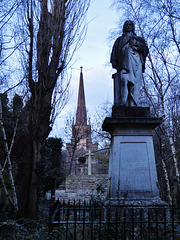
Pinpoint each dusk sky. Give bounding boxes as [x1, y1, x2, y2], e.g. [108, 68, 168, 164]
[52, 0, 119, 140]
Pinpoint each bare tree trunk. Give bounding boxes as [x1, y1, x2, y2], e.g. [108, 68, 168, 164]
[161, 104, 180, 190]
[161, 157, 172, 204]
[0, 164, 14, 206]
[27, 141, 42, 217]
[0, 96, 19, 212]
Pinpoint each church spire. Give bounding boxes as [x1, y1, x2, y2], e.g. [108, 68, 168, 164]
[76, 67, 87, 125]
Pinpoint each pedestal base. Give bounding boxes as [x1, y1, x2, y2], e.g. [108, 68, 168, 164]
[105, 198, 167, 207]
[103, 198, 169, 224]
[102, 107, 162, 202]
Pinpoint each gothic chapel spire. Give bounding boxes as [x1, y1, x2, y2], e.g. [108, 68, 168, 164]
[76, 67, 87, 125]
[65, 67, 98, 175]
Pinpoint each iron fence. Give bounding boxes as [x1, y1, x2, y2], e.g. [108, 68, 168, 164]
[49, 200, 180, 240]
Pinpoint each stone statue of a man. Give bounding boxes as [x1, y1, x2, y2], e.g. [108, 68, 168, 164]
[110, 20, 149, 107]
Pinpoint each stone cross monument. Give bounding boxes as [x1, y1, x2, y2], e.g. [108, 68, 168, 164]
[86, 150, 94, 175]
[103, 21, 163, 204]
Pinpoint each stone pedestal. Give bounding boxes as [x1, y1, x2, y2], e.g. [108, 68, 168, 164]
[102, 106, 163, 203]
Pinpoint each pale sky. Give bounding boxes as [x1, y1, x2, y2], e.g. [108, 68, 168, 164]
[52, 0, 119, 140]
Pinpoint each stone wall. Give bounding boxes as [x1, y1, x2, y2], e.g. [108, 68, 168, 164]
[55, 174, 108, 202]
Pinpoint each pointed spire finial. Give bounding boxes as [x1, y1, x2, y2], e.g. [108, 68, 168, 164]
[76, 66, 87, 125]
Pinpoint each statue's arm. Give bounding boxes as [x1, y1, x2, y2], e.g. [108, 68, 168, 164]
[110, 38, 120, 69]
[137, 37, 149, 57]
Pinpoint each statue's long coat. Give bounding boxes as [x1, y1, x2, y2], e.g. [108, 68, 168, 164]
[110, 33, 149, 106]
[110, 33, 149, 73]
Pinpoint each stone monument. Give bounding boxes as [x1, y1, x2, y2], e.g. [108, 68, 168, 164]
[110, 20, 149, 107]
[103, 20, 163, 204]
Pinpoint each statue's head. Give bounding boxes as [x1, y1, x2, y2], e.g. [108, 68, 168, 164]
[123, 20, 135, 34]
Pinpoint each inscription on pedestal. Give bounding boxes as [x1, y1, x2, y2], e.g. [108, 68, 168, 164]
[120, 142, 152, 193]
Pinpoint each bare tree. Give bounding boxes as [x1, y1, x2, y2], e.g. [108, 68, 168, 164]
[91, 100, 112, 149]
[12, 0, 91, 217]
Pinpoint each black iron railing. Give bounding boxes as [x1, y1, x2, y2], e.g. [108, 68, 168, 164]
[49, 200, 180, 240]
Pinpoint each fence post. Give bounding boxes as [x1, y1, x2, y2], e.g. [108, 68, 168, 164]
[98, 204, 102, 239]
[148, 208, 150, 240]
[78, 199, 81, 221]
[62, 200, 65, 221]
[74, 200, 77, 240]
[155, 208, 159, 239]
[89, 200, 94, 240]
[82, 200, 86, 240]
[171, 204, 175, 240]
[66, 200, 70, 240]
[140, 208, 143, 240]
[123, 207, 126, 240]
[107, 204, 111, 239]
[115, 208, 118, 240]
[163, 207, 167, 239]
[131, 207, 135, 240]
